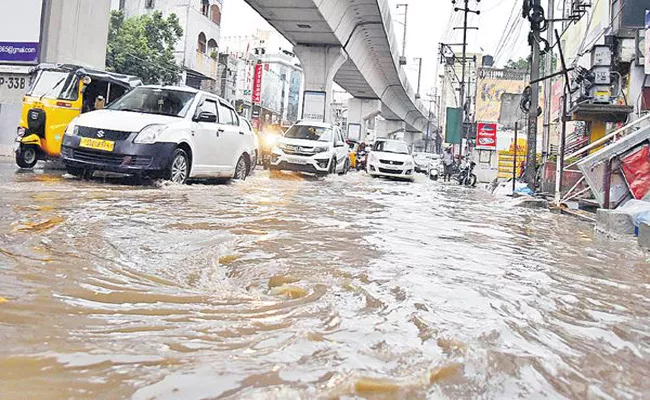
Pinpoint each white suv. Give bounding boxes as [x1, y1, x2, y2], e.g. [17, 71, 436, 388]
[269, 121, 350, 176]
[61, 85, 257, 184]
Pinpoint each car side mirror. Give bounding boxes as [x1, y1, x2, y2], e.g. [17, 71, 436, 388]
[195, 111, 217, 123]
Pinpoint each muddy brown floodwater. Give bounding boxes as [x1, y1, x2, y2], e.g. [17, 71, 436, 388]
[0, 161, 648, 399]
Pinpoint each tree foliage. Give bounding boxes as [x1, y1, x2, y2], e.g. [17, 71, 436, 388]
[106, 10, 183, 85]
[505, 57, 530, 71]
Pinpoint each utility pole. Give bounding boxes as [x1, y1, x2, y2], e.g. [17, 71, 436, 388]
[542, 0, 554, 162]
[525, 0, 542, 189]
[452, 0, 480, 156]
[415, 57, 423, 99]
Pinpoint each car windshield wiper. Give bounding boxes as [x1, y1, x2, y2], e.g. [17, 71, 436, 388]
[118, 107, 146, 113]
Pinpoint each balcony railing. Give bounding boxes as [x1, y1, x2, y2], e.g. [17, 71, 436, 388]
[187, 51, 219, 80]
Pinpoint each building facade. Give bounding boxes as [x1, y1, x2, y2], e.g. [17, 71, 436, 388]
[222, 29, 303, 129]
[111, 0, 223, 90]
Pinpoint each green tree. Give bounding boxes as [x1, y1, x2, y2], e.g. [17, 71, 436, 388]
[504, 57, 530, 71]
[106, 10, 183, 85]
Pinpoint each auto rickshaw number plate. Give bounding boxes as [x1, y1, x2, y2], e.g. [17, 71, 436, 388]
[79, 138, 115, 152]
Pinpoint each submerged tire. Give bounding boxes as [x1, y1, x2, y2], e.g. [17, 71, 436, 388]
[15, 145, 38, 169]
[167, 148, 189, 184]
[234, 155, 248, 181]
[339, 159, 350, 175]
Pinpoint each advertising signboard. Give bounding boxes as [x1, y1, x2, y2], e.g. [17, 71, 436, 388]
[252, 63, 263, 104]
[0, 0, 43, 64]
[347, 123, 361, 142]
[302, 91, 326, 122]
[476, 122, 497, 150]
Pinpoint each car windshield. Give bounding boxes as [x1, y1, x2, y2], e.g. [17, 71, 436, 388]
[27, 70, 79, 100]
[374, 141, 410, 154]
[284, 125, 333, 142]
[414, 153, 432, 160]
[107, 87, 196, 117]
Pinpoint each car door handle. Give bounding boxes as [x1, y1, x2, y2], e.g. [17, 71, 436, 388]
[217, 128, 224, 137]
[239, 131, 245, 135]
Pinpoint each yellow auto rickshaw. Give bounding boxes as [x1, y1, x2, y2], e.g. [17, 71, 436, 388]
[14, 64, 141, 168]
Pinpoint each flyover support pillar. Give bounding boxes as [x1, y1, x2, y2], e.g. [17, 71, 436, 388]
[294, 45, 348, 123]
[375, 120, 405, 140]
[347, 98, 381, 142]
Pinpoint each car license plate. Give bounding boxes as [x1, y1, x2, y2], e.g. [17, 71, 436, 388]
[286, 156, 306, 164]
[79, 137, 115, 152]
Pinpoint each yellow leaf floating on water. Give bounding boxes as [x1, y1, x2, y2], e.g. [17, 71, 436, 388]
[354, 377, 400, 394]
[0, 297, 8, 304]
[270, 285, 307, 299]
[13, 216, 64, 233]
[218, 255, 239, 265]
[268, 275, 300, 288]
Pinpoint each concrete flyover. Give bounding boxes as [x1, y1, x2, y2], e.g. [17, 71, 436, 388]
[243, 0, 433, 140]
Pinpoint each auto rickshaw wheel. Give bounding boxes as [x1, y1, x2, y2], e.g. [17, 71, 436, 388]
[15, 145, 38, 169]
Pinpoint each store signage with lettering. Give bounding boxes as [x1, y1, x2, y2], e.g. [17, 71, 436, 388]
[476, 122, 497, 150]
[252, 63, 263, 104]
[0, 0, 43, 64]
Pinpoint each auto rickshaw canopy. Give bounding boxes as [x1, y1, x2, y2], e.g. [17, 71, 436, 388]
[32, 64, 142, 89]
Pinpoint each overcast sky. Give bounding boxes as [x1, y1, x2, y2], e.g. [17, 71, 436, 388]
[220, 0, 530, 95]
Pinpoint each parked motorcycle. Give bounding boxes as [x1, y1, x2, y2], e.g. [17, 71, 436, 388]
[454, 158, 477, 186]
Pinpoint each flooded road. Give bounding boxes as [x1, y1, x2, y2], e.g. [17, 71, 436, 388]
[0, 160, 648, 399]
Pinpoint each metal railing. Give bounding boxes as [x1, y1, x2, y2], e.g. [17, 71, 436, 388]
[556, 112, 650, 204]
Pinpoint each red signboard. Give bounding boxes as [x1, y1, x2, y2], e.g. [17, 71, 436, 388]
[252, 63, 263, 104]
[476, 122, 497, 149]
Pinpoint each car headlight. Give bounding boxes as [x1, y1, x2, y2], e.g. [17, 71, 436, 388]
[405, 160, 414, 166]
[314, 146, 329, 153]
[64, 118, 79, 136]
[263, 133, 280, 147]
[134, 124, 166, 144]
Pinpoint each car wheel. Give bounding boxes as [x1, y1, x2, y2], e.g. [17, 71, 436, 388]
[15, 145, 38, 169]
[328, 157, 337, 175]
[167, 148, 189, 184]
[234, 155, 248, 181]
[338, 158, 350, 175]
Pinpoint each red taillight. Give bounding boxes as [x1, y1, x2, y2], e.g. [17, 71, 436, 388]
[56, 101, 71, 108]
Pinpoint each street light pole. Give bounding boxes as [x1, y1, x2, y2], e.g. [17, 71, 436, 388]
[396, 4, 409, 65]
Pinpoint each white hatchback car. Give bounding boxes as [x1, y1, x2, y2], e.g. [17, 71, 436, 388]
[61, 85, 257, 183]
[269, 121, 350, 176]
[367, 139, 416, 181]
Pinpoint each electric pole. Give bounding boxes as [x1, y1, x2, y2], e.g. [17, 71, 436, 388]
[525, 0, 542, 189]
[452, 0, 480, 156]
[541, 0, 554, 162]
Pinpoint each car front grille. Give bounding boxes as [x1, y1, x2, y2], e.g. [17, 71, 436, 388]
[378, 167, 403, 174]
[77, 126, 132, 141]
[282, 145, 316, 157]
[71, 148, 152, 167]
[380, 159, 404, 166]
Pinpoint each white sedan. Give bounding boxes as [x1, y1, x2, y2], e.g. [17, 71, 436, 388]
[367, 139, 416, 181]
[61, 85, 258, 184]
